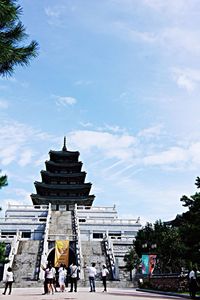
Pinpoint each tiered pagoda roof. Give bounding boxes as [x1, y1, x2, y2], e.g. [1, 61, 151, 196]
[31, 137, 95, 209]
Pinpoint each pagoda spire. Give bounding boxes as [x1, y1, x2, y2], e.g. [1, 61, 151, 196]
[62, 136, 67, 151]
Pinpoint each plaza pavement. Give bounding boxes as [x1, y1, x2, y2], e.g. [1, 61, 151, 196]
[0, 287, 186, 300]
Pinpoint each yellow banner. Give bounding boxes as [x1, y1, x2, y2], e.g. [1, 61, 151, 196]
[54, 240, 69, 267]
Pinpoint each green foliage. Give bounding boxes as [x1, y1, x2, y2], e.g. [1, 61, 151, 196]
[134, 220, 185, 273]
[0, 0, 38, 76]
[0, 170, 8, 190]
[133, 177, 200, 273]
[173, 179, 200, 269]
[0, 242, 8, 263]
[124, 246, 140, 272]
[134, 177, 200, 273]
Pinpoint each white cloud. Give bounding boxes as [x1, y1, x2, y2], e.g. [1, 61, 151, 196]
[55, 96, 77, 106]
[171, 67, 200, 92]
[69, 130, 137, 161]
[143, 146, 187, 166]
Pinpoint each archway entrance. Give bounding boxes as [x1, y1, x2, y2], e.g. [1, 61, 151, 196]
[47, 241, 76, 287]
[47, 241, 76, 268]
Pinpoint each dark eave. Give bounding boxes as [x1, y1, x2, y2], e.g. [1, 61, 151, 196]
[49, 150, 79, 157]
[31, 194, 95, 200]
[34, 181, 91, 190]
[41, 170, 86, 178]
[45, 160, 82, 168]
[31, 194, 95, 206]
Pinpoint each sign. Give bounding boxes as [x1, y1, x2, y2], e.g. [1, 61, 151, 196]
[141, 254, 157, 274]
[54, 240, 69, 267]
[149, 254, 157, 274]
[141, 254, 149, 274]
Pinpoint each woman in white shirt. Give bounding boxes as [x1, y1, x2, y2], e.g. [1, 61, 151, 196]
[101, 264, 109, 292]
[45, 263, 56, 294]
[2, 267, 14, 295]
[58, 264, 67, 292]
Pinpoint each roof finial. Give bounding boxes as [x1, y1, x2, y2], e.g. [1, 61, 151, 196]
[62, 136, 67, 151]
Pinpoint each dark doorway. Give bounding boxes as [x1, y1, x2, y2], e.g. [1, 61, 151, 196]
[47, 241, 76, 288]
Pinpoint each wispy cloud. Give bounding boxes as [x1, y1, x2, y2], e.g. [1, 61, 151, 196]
[74, 80, 93, 86]
[138, 124, 163, 138]
[45, 4, 76, 27]
[54, 95, 77, 106]
[0, 120, 57, 167]
[80, 122, 93, 128]
[160, 27, 200, 55]
[142, 0, 192, 13]
[113, 21, 156, 43]
[45, 6, 62, 18]
[67, 128, 200, 173]
[143, 146, 187, 166]
[18, 149, 34, 167]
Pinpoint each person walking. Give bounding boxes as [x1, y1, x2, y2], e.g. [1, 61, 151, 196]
[41, 263, 48, 295]
[68, 262, 78, 292]
[45, 262, 56, 294]
[101, 264, 109, 292]
[2, 267, 14, 295]
[189, 267, 198, 299]
[87, 263, 97, 292]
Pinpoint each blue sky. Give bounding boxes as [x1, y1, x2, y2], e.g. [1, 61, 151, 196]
[1, 0, 200, 224]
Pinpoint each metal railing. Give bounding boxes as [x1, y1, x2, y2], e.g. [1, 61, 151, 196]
[77, 205, 117, 212]
[78, 218, 140, 225]
[6, 204, 49, 210]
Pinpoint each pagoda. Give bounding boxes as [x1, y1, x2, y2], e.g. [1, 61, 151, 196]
[31, 137, 95, 210]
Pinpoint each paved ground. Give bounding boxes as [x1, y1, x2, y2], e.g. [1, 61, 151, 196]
[0, 287, 185, 300]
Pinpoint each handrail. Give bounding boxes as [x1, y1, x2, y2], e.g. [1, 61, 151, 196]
[103, 235, 117, 280]
[74, 204, 84, 280]
[39, 203, 52, 280]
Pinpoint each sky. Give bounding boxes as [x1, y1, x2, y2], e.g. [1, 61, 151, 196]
[1, 0, 200, 224]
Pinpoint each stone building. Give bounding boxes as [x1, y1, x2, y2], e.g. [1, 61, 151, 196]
[0, 139, 141, 287]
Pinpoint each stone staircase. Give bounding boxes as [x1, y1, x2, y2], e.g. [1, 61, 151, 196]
[80, 241, 106, 285]
[12, 240, 43, 287]
[78, 240, 135, 288]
